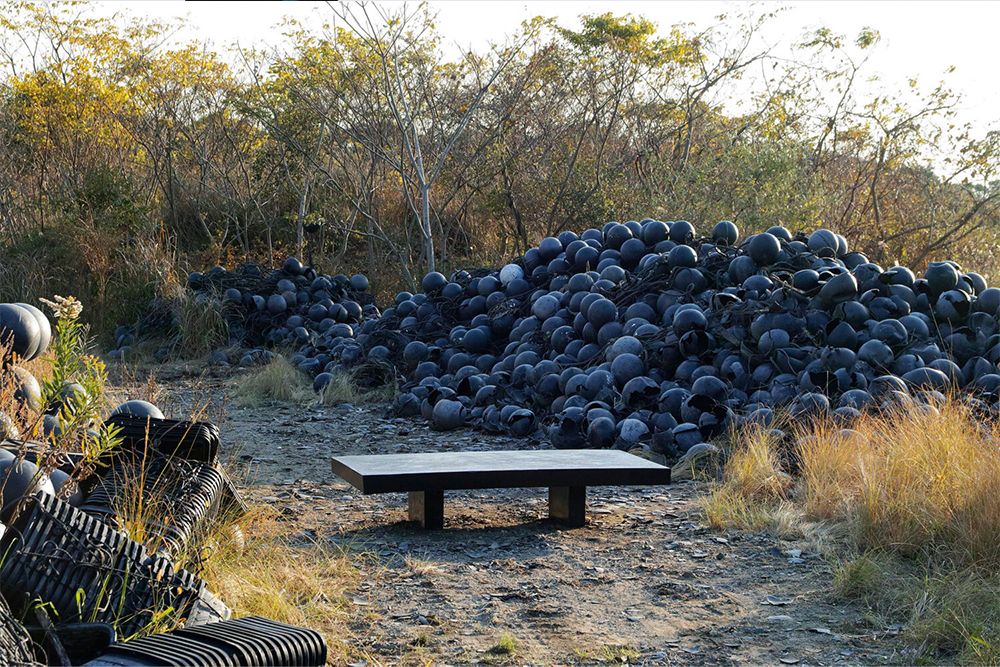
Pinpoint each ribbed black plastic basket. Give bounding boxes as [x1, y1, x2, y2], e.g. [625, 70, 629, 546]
[104, 415, 220, 464]
[0, 494, 228, 637]
[23, 621, 115, 666]
[79, 451, 225, 557]
[84, 634, 233, 666]
[83, 616, 327, 666]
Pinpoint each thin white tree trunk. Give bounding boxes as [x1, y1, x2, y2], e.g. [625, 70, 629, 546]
[421, 183, 434, 273]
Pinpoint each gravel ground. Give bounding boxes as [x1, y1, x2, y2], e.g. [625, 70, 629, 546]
[123, 363, 911, 665]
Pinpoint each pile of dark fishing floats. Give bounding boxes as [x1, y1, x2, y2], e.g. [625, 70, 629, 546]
[107, 218, 1000, 457]
[112, 256, 377, 367]
[314, 219, 1000, 456]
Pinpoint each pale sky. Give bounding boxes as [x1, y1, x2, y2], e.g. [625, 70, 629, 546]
[96, 1, 998, 137]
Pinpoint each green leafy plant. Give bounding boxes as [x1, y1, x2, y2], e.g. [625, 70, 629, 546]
[40, 296, 102, 424]
[30, 295, 122, 498]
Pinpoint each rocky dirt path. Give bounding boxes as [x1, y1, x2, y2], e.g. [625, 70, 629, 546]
[135, 365, 908, 665]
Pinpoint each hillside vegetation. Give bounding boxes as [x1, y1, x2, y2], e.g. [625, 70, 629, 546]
[0, 2, 997, 338]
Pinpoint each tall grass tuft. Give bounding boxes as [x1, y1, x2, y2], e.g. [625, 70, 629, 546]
[317, 368, 396, 406]
[232, 357, 313, 407]
[702, 425, 793, 530]
[796, 402, 1000, 566]
[175, 293, 230, 359]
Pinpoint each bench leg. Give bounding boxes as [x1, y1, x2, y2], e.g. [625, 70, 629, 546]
[548, 486, 586, 527]
[408, 490, 444, 529]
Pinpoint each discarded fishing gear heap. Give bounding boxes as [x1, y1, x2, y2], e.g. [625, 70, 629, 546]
[0, 383, 326, 665]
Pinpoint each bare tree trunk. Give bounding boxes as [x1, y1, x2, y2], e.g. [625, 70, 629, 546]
[501, 160, 528, 252]
[421, 183, 434, 273]
[295, 116, 329, 259]
[296, 178, 308, 259]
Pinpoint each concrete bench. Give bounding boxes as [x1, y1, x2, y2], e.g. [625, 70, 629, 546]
[330, 449, 671, 529]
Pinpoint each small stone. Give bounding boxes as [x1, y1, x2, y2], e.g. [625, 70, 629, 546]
[763, 595, 792, 606]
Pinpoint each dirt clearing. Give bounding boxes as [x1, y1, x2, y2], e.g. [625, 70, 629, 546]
[134, 365, 908, 665]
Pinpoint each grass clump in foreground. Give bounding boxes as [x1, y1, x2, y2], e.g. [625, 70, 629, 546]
[201, 506, 359, 664]
[233, 356, 313, 406]
[703, 401, 1000, 663]
[483, 633, 520, 662]
[489, 633, 518, 655]
[317, 366, 396, 406]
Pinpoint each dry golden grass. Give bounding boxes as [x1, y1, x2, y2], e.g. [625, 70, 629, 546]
[200, 506, 359, 665]
[797, 403, 1000, 565]
[708, 402, 1000, 566]
[232, 357, 314, 407]
[794, 423, 868, 521]
[702, 426, 793, 530]
[705, 401, 1000, 663]
[233, 359, 394, 409]
[403, 553, 446, 576]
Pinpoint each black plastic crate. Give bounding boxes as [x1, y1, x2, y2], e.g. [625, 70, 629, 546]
[0, 590, 36, 666]
[104, 416, 220, 464]
[23, 622, 116, 666]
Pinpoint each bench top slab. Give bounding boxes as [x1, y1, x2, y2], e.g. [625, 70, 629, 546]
[331, 449, 670, 494]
